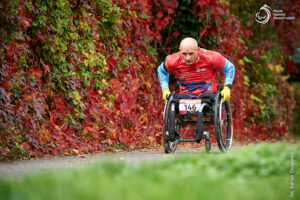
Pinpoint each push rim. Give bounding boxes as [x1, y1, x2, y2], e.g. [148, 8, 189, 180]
[214, 92, 233, 152]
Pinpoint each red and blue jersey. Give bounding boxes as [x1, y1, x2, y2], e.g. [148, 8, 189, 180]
[162, 48, 227, 95]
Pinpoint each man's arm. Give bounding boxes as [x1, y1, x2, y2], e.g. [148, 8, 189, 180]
[157, 62, 169, 91]
[221, 59, 235, 102]
[210, 51, 235, 88]
[221, 59, 235, 88]
[157, 62, 170, 101]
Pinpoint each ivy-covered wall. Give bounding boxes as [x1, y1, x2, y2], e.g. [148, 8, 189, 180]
[0, 0, 299, 160]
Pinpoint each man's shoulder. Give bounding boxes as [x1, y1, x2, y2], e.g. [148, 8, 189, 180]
[165, 52, 182, 70]
[199, 48, 226, 69]
[198, 48, 225, 63]
[167, 52, 182, 62]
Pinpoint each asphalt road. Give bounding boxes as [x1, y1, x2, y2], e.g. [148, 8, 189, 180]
[0, 144, 243, 180]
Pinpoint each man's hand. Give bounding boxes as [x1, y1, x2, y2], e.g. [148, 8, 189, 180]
[220, 85, 231, 102]
[162, 89, 171, 102]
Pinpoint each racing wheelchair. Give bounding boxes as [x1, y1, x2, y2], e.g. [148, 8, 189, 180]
[162, 90, 233, 153]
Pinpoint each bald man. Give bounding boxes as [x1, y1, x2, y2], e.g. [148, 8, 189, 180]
[157, 37, 235, 142]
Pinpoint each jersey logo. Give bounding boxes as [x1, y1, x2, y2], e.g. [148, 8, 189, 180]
[196, 68, 207, 72]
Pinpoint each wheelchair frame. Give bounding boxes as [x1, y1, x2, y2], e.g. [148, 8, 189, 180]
[162, 91, 233, 153]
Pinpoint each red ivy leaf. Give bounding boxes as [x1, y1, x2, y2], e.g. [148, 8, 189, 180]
[30, 66, 43, 78]
[172, 31, 180, 38]
[40, 59, 50, 74]
[161, 0, 178, 9]
[157, 11, 164, 19]
[106, 54, 117, 71]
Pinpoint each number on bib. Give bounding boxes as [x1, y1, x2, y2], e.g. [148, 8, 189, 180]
[179, 99, 202, 115]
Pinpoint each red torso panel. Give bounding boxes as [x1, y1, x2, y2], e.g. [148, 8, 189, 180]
[163, 48, 226, 95]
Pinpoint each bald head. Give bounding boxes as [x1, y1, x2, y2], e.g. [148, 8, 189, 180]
[179, 37, 199, 65]
[179, 37, 198, 50]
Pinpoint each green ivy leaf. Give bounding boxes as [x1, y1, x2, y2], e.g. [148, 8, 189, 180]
[140, 14, 149, 19]
[24, 2, 33, 11]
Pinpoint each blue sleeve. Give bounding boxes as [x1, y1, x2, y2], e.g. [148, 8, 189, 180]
[157, 62, 169, 92]
[221, 59, 235, 85]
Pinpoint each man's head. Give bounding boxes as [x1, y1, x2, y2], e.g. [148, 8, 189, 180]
[179, 37, 199, 65]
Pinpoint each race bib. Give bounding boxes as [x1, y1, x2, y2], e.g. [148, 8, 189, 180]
[179, 99, 202, 115]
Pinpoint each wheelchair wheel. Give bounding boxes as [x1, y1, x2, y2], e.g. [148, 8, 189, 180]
[214, 92, 233, 152]
[162, 92, 178, 154]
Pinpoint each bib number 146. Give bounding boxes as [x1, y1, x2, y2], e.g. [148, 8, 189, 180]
[179, 99, 201, 115]
[184, 104, 197, 111]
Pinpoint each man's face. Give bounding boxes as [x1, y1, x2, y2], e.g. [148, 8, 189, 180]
[180, 47, 199, 65]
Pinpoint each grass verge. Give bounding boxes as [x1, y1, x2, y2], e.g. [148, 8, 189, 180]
[0, 143, 299, 200]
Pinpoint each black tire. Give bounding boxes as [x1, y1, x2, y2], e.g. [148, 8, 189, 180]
[162, 92, 178, 153]
[214, 92, 233, 152]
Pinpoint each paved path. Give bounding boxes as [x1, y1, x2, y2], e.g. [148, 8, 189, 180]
[0, 144, 243, 180]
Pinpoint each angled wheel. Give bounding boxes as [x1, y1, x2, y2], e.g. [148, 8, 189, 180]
[214, 92, 233, 152]
[162, 92, 178, 153]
